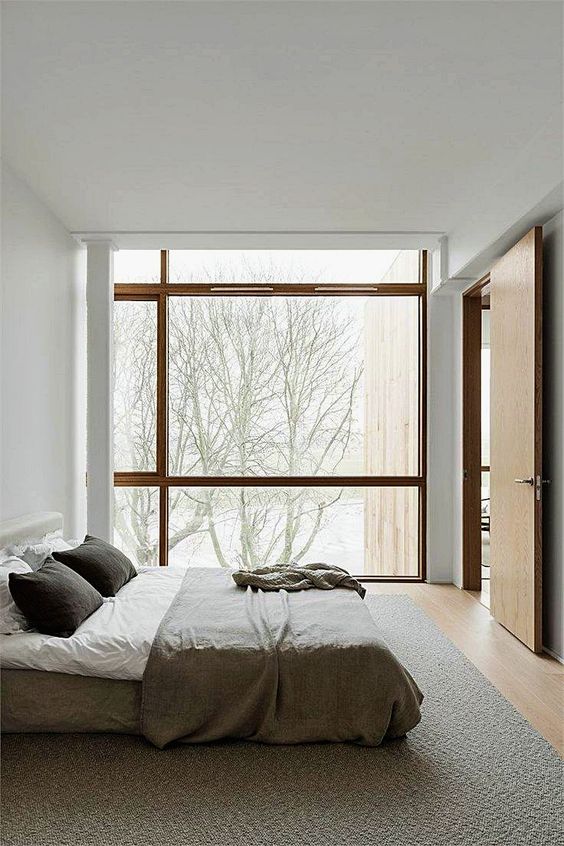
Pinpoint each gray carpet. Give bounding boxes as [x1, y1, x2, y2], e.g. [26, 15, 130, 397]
[2, 595, 562, 846]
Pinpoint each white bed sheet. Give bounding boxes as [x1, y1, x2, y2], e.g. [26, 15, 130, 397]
[0, 566, 186, 681]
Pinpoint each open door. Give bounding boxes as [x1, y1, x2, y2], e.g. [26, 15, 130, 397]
[490, 227, 543, 652]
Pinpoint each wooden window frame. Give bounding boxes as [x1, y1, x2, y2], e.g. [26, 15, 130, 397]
[114, 250, 428, 581]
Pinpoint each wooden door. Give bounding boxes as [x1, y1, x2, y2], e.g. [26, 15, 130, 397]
[490, 227, 542, 652]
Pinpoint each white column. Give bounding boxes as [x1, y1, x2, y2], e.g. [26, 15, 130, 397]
[426, 290, 458, 584]
[86, 241, 116, 540]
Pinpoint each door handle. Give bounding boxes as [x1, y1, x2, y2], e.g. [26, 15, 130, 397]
[514, 477, 534, 485]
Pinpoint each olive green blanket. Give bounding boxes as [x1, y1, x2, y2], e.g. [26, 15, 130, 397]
[141, 568, 422, 748]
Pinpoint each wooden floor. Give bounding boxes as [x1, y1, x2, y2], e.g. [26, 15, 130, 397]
[365, 582, 564, 755]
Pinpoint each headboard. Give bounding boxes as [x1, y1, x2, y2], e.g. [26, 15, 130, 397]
[0, 512, 64, 549]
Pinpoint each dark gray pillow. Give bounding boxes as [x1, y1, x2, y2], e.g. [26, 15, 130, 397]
[8, 558, 104, 638]
[52, 535, 137, 597]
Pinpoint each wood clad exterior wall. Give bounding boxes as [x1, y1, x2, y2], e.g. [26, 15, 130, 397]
[363, 289, 419, 575]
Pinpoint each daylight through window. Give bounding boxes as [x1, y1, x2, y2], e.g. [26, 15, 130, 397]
[113, 249, 426, 578]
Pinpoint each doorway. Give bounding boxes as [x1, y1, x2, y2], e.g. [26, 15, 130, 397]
[462, 227, 543, 652]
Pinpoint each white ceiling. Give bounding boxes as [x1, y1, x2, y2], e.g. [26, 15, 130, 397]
[2, 1, 562, 235]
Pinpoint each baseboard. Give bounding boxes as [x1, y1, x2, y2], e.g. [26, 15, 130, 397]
[425, 579, 454, 585]
[543, 645, 564, 665]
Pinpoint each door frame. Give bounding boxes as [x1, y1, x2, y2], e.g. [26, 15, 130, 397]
[462, 274, 490, 591]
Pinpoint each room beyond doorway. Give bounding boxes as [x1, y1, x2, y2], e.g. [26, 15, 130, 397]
[462, 274, 491, 603]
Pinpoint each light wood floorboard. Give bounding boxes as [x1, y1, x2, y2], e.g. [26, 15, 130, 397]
[365, 583, 564, 755]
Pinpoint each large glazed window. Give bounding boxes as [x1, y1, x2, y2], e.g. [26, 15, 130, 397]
[113, 249, 426, 578]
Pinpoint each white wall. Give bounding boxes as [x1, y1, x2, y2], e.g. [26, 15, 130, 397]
[542, 211, 563, 660]
[0, 163, 86, 536]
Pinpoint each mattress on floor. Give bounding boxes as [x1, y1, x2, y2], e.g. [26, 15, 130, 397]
[2, 566, 422, 745]
[1, 669, 141, 733]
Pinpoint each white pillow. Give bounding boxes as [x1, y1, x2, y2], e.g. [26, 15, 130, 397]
[0, 557, 34, 634]
[5, 531, 81, 570]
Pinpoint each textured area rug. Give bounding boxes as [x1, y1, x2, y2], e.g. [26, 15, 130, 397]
[2, 595, 562, 846]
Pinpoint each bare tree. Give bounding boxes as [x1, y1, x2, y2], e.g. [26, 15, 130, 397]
[114, 262, 363, 567]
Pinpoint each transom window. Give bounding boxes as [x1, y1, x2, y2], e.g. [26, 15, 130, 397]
[113, 249, 426, 579]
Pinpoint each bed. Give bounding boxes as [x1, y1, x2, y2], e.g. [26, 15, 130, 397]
[1, 513, 423, 746]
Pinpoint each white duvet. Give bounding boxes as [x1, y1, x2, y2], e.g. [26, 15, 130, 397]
[0, 566, 185, 681]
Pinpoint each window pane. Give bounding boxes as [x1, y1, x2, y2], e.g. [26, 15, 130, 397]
[114, 487, 159, 566]
[168, 296, 419, 476]
[168, 486, 418, 576]
[114, 250, 161, 284]
[113, 300, 157, 471]
[169, 250, 419, 284]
